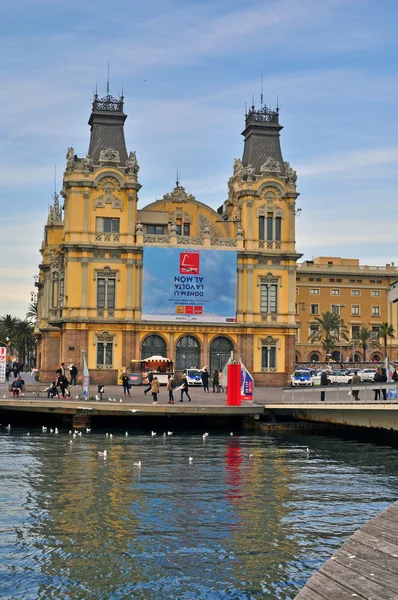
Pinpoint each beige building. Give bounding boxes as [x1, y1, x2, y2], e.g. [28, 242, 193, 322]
[34, 91, 301, 385]
[295, 256, 398, 363]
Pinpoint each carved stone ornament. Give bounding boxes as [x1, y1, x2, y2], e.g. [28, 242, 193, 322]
[136, 222, 143, 233]
[236, 225, 244, 238]
[262, 272, 278, 283]
[260, 157, 281, 174]
[99, 148, 120, 165]
[199, 214, 221, 239]
[162, 185, 195, 203]
[65, 147, 75, 172]
[49, 249, 64, 272]
[83, 155, 93, 172]
[242, 164, 256, 181]
[169, 222, 177, 234]
[284, 161, 297, 184]
[94, 181, 123, 211]
[125, 151, 139, 176]
[168, 207, 193, 224]
[46, 192, 63, 225]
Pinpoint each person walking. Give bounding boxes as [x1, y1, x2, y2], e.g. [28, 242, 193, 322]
[373, 367, 384, 401]
[57, 373, 69, 398]
[320, 370, 329, 401]
[69, 363, 78, 386]
[179, 371, 191, 402]
[166, 374, 175, 404]
[381, 367, 387, 401]
[212, 370, 219, 393]
[218, 370, 224, 393]
[144, 370, 154, 395]
[151, 377, 160, 404]
[201, 368, 210, 393]
[351, 370, 361, 401]
[121, 372, 131, 397]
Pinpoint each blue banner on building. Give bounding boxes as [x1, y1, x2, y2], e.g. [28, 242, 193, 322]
[142, 247, 237, 323]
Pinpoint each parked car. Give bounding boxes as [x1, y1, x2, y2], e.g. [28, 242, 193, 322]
[185, 368, 203, 386]
[358, 368, 377, 382]
[291, 370, 314, 387]
[311, 370, 352, 386]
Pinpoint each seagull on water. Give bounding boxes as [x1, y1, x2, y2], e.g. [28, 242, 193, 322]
[69, 430, 72, 435]
[230, 432, 233, 436]
[189, 457, 193, 463]
[163, 432, 166, 437]
[97, 450, 107, 458]
[125, 431, 129, 437]
[133, 461, 141, 468]
[55, 428, 59, 434]
[106, 433, 109, 437]
[26, 432, 30, 436]
[130, 409, 137, 413]
[6, 424, 11, 431]
[69, 440, 73, 445]
[167, 432, 173, 436]
[86, 428, 91, 433]
[109, 434, 113, 439]
[249, 454, 254, 459]
[42, 426, 47, 432]
[151, 431, 156, 437]
[50, 428, 54, 433]
[306, 447, 310, 457]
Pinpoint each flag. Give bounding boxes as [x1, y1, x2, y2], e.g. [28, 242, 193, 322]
[82, 355, 89, 398]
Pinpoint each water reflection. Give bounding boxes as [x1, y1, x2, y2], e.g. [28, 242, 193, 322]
[0, 430, 398, 599]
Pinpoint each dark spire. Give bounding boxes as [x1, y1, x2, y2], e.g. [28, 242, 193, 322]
[241, 103, 285, 176]
[87, 88, 128, 166]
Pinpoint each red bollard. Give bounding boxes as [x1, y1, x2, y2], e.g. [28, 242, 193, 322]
[227, 363, 241, 406]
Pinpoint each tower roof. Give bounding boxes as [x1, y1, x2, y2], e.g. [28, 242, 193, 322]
[241, 104, 285, 176]
[87, 92, 128, 166]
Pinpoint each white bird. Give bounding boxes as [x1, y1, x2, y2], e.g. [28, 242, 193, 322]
[97, 450, 107, 458]
[75, 395, 79, 400]
[189, 457, 193, 463]
[230, 432, 233, 436]
[6, 424, 11, 430]
[55, 428, 59, 434]
[204, 432, 209, 437]
[249, 454, 254, 459]
[306, 447, 310, 456]
[73, 432, 77, 438]
[151, 431, 156, 437]
[69, 440, 73, 445]
[163, 432, 167, 437]
[78, 431, 82, 437]
[130, 409, 137, 413]
[86, 428, 91, 433]
[50, 428, 53, 433]
[3, 395, 6, 399]
[106, 433, 109, 437]
[109, 434, 113, 439]
[26, 432, 30, 436]
[133, 461, 141, 468]
[95, 394, 99, 401]
[167, 431, 173, 436]
[69, 430, 72, 435]
[42, 426, 47, 432]
[125, 431, 129, 437]
[120, 399, 123, 403]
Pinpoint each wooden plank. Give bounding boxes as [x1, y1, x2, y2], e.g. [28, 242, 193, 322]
[320, 558, 396, 599]
[341, 537, 398, 577]
[334, 545, 398, 594]
[294, 585, 330, 600]
[361, 521, 398, 546]
[352, 529, 398, 558]
[305, 571, 367, 599]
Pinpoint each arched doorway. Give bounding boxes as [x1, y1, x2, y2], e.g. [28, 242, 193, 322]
[175, 335, 200, 370]
[310, 353, 320, 362]
[353, 353, 361, 362]
[372, 353, 381, 362]
[210, 336, 233, 374]
[331, 351, 341, 362]
[141, 334, 167, 359]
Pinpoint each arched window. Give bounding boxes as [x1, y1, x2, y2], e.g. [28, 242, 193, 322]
[175, 335, 200, 370]
[141, 335, 167, 359]
[354, 353, 361, 362]
[372, 354, 381, 362]
[331, 351, 341, 362]
[210, 336, 233, 373]
[310, 353, 320, 362]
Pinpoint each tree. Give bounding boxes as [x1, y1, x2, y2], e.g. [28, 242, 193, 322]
[308, 311, 349, 360]
[350, 326, 380, 362]
[377, 323, 395, 359]
[25, 302, 38, 321]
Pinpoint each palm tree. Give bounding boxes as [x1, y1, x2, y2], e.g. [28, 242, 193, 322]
[308, 311, 348, 360]
[25, 302, 38, 321]
[14, 319, 35, 368]
[377, 323, 395, 359]
[350, 326, 380, 362]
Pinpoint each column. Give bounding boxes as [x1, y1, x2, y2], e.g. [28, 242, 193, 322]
[237, 265, 244, 315]
[288, 267, 295, 315]
[288, 201, 295, 251]
[126, 259, 134, 309]
[83, 192, 89, 234]
[135, 261, 143, 316]
[247, 200, 253, 239]
[81, 258, 88, 316]
[246, 265, 253, 321]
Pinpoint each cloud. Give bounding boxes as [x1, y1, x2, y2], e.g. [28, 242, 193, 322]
[297, 147, 398, 177]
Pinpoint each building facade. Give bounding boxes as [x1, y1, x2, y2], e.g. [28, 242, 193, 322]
[296, 256, 398, 363]
[35, 92, 301, 385]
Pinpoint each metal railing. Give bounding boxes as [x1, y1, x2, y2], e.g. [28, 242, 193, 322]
[281, 382, 398, 405]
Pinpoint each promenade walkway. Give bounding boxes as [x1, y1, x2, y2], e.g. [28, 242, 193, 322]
[295, 501, 398, 600]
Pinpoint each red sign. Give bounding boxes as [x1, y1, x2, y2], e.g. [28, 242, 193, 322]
[184, 306, 193, 314]
[194, 306, 203, 314]
[180, 252, 200, 274]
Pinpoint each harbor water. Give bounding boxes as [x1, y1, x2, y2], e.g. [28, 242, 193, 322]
[1, 427, 398, 599]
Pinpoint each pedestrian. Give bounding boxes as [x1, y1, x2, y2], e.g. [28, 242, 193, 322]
[179, 370, 191, 402]
[218, 370, 224, 393]
[373, 367, 386, 401]
[151, 376, 160, 404]
[12, 364, 18, 379]
[11, 378, 19, 398]
[320, 370, 329, 401]
[381, 367, 387, 401]
[144, 369, 154, 395]
[392, 365, 398, 383]
[69, 363, 78, 386]
[17, 375, 25, 396]
[57, 374, 69, 398]
[351, 370, 361, 401]
[47, 381, 58, 399]
[201, 368, 210, 393]
[121, 372, 131, 397]
[212, 370, 219, 393]
[166, 374, 175, 404]
[5, 364, 11, 381]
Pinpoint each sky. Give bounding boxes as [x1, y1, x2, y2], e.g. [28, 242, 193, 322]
[1, 0, 398, 318]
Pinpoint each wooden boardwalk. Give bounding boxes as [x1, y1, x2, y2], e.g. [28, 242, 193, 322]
[295, 501, 398, 600]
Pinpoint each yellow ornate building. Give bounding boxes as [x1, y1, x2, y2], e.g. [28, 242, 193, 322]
[35, 92, 301, 385]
